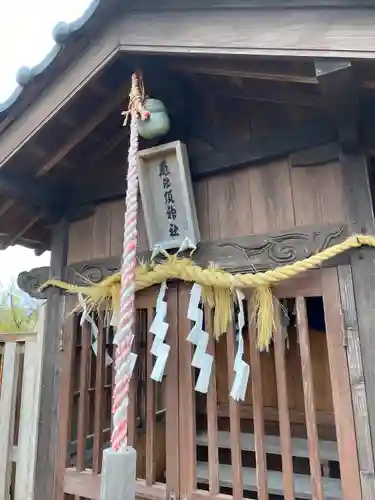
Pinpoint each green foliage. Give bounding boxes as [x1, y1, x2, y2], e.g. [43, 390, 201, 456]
[0, 283, 39, 333]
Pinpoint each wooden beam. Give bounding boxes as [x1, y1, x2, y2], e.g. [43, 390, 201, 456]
[66, 118, 339, 208]
[133, 0, 375, 8]
[290, 142, 340, 168]
[0, 23, 120, 168]
[119, 9, 375, 60]
[190, 119, 337, 178]
[0, 170, 63, 208]
[18, 223, 348, 299]
[35, 86, 125, 177]
[339, 153, 375, 497]
[33, 219, 69, 500]
[0, 215, 41, 250]
[337, 265, 375, 498]
[0, 88, 124, 225]
[0, 199, 16, 218]
[198, 75, 322, 108]
[170, 57, 317, 85]
[314, 60, 359, 154]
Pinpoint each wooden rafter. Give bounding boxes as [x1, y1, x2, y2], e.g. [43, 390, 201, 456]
[0, 215, 41, 250]
[35, 86, 125, 177]
[314, 59, 359, 154]
[0, 27, 119, 167]
[0, 86, 125, 227]
[196, 75, 322, 108]
[0, 171, 62, 207]
[170, 58, 317, 85]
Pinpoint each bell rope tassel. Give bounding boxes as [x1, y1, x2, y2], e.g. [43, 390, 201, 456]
[251, 286, 275, 351]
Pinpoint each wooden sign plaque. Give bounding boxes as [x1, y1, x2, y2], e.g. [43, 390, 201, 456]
[138, 141, 200, 251]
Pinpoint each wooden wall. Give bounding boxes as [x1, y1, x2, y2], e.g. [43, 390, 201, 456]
[68, 158, 346, 264]
[67, 96, 348, 428]
[67, 158, 345, 425]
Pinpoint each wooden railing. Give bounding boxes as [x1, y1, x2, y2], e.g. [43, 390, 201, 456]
[0, 309, 44, 500]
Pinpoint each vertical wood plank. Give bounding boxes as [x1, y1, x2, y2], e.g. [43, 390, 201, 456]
[166, 285, 180, 499]
[54, 299, 76, 500]
[291, 162, 345, 226]
[178, 285, 196, 498]
[109, 200, 125, 257]
[206, 176, 225, 241]
[248, 159, 295, 234]
[92, 316, 106, 475]
[226, 319, 243, 499]
[273, 302, 295, 500]
[337, 265, 375, 498]
[207, 169, 253, 240]
[76, 322, 91, 471]
[295, 296, 324, 500]
[15, 310, 45, 500]
[193, 180, 210, 240]
[204, 307, 219, 495]
[92, 203, 112, 259]
[247, 303, 268, 500]
[322, 268, 362, 500]
[67, 216, 93, 265]
[137, 198, 149, 253]
[146, 305, 156, 486]
[34, 219, 69, 500]
[340, 153, 375, 495]
[127, 307, 140, 449]
[0, 343, 19, 500]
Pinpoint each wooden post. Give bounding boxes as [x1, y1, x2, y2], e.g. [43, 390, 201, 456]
[340, 153, 375, 497]
[100, 447, 137, 500]
[33, 219, 69, 500]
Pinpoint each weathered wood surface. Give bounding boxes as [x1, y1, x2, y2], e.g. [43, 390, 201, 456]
[203, 308, 219, 494]
[33, 220, 69, 500]
[190, 120, 337, 178]
[289, 143, 340, 168]
[0, 22, 120, 168]
[138, 141, 200, 250]
[134, 0, 375, 8]
[54, 297, 77, 500]
[119, 9, 375, 58]
[0, 327, 42, 500]
[14, 310, 45, 500]
[322, 268, 362, 500]
[18, 223, 349, 299]
[63, 123, 342, 208]
[225, 319, 243, 499]
[178, 286, 197, 498]
[0, 343, 20, 500]
[314, 60, 359, 154]
[295, 296, 324, 500]
[340, 154, 375, 498]
[337, 266, 375, 499]
[273, 303, 295, 500]
[247, 314, 268, 498]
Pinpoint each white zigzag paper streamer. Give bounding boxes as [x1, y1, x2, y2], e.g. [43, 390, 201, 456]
[149, 282, 170, 382]
[230, 290, 250, 401]
[78, 294, 112, 366]
[187, 284, 213, 394]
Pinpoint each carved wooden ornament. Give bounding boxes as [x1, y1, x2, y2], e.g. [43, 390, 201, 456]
[138, 141, 200, 251]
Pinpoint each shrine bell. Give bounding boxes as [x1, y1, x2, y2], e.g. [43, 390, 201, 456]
[137, 98, 170, 139]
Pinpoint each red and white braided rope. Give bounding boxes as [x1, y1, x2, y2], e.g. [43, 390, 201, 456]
[112, 114, 139, 450]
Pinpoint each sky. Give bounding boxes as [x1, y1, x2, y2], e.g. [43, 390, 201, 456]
[0, 0, 92, 288]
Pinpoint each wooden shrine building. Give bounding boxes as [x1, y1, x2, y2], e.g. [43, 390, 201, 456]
[2, 0, 375, 499]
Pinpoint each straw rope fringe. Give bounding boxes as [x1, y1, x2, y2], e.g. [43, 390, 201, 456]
[41, 233, 369, 350]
